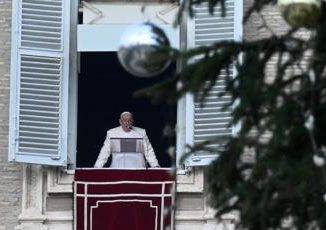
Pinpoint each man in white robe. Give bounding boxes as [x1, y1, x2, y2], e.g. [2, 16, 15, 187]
[94, 112, 160, 168]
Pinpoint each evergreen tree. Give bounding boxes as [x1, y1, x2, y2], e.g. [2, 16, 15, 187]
[138, 0, 326, 229]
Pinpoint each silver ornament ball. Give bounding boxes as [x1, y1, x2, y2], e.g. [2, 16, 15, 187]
[117, 22, 171, 78]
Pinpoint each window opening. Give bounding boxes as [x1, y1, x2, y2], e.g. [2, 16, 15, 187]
[76, 52, 175, 167]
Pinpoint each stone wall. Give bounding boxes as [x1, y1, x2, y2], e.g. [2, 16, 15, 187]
[244, 0, 289, 41]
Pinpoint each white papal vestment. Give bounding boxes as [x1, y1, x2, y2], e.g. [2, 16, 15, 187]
[94, 126, 159, 168]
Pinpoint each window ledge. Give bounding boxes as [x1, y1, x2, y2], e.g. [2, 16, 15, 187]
[47, 166, 205, 194]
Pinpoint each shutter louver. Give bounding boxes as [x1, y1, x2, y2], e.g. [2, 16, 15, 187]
[194, 1, 235, 46]
[194, 74, 233, 144]
[21, 0, 63, 50]
[18, 55, 61, 156]
[9, 0, 70, 165]
[185, 0, 242, 166]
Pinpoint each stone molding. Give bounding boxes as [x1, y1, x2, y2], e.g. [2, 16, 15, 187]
[47, 167, 73, 194]
[177, 167, 204, 193]
[15, 165, 47, 230]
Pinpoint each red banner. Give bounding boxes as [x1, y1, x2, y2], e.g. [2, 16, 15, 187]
[74, 169, 175, 230]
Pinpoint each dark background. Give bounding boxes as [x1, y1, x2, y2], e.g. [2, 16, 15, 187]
[76, 52, 175, 167]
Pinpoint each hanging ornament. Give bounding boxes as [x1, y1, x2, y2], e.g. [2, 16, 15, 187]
[278, 0, 322, 28]
[117, 22, 172, 78]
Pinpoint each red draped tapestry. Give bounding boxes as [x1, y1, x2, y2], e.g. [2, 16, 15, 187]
[74, 169, 175, 230]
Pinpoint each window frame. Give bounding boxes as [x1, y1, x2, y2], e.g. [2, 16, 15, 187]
[48, 0, 243, 193]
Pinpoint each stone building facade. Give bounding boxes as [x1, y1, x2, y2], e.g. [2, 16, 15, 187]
[0, 0, 293, 229]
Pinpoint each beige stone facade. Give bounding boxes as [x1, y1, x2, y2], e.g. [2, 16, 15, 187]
[0, 0, 296, 229]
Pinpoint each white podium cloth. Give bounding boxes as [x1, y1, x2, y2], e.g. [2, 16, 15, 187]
[110, 152, 146, 168]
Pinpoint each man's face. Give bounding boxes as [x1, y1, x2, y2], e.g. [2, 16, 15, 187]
[119, 114, 134, 132]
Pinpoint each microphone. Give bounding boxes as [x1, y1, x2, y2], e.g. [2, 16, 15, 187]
[128, 125, 133, 130]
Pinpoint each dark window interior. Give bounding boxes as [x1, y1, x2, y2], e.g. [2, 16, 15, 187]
[77, 52, 176, 167]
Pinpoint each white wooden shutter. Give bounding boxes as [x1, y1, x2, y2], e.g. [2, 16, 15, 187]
[8, 0, 70, 166]
[184, 0, 242, 166]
